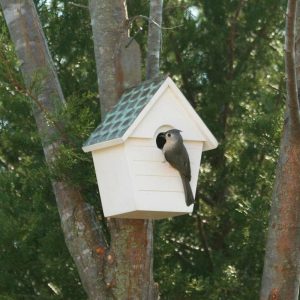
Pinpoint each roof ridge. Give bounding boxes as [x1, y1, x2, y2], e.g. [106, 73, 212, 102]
[123, 74, 168, 93]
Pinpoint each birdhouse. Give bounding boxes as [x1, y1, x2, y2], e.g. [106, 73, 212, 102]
[82, 76, 217, 219]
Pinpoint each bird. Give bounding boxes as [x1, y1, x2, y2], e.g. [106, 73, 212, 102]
[157, 129, 194, 206]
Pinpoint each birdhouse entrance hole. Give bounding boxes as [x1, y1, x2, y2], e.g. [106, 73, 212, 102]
[155, 125, 173, 150]
[156, 132, 165, 149]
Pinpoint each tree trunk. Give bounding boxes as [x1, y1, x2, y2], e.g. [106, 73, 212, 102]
[260, 1, 300, 299]
[88, 0, 157, 298]
[0, 1, 107, 299]
[88, 0, 141, 119]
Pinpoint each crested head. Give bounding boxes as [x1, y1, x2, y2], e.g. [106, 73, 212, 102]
[165, 129, 182, 135]
[164, 128, 183, 144]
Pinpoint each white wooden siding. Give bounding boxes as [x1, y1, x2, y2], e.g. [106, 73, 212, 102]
[125, 138, 203, 215]
[130, 87, 207, 142]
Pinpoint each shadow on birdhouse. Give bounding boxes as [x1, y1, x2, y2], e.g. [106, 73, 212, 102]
[82, 76, 217, 219]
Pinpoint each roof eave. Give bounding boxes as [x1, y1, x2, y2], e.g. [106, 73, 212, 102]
[165, 77, 219, 152]
[82, 137, 124, 153]
[203, 138, 218, 151]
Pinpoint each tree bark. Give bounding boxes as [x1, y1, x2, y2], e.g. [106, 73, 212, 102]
[88, 0, 157, 298]
[146, 0, 163, 79]
[89, 0, 141, 119]
[260, 1, 300, 299]
[0, 1, 107, 299]
[296, 0, 300, 104]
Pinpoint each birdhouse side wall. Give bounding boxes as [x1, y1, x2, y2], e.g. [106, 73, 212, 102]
[124, 137, 203, 214]
[91, 144, 136, 217]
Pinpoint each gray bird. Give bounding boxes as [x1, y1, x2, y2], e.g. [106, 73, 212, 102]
[159, 129, 194, 206]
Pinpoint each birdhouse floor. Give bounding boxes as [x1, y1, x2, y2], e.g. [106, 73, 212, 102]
[108, 210, 191, 220]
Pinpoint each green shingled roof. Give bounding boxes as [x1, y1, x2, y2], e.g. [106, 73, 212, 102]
[83, 75, 167, 148]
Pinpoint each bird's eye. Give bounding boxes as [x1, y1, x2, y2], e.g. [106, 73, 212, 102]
[167, 133, 171, 137]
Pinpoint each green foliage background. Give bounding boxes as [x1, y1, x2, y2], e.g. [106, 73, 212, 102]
[0, 0, 287, 299]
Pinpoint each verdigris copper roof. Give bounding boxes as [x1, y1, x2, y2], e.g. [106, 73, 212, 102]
[83, 75, 167, 148]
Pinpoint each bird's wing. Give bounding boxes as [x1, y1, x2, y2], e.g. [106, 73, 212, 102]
[165, 144, 191, 181]
[182, 146, 191, 181]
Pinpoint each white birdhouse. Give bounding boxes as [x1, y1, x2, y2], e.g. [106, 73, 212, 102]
[82, 76, 217, 219]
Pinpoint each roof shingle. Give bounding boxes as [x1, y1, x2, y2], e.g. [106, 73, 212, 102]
[83, 76, 167, 148]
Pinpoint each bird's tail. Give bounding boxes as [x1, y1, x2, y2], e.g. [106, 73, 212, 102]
[180, 175, 194, 206]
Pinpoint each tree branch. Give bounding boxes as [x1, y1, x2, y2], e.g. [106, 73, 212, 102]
[196, 213, 214, 272]
[69, 2, 88, 9]
[130, 14, 182, 31]
[146, 0, 163, 79]
[228, 0, 245, 79]
[285, 0, 300, 132]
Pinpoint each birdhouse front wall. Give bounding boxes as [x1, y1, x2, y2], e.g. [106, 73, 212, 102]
[130, 86, 207, 142]
[124, 137, 203, 218]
